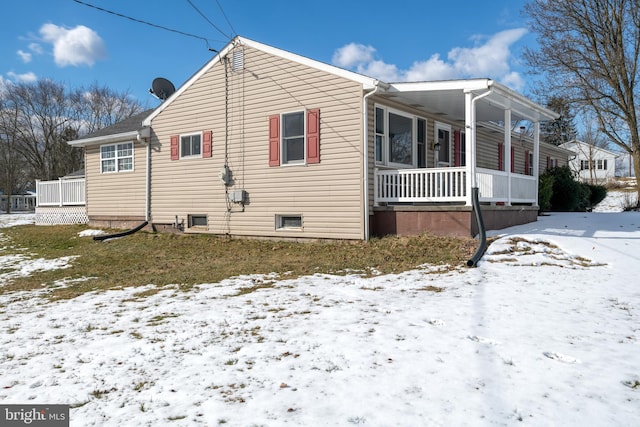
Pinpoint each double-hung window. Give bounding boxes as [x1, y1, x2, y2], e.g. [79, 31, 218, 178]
[268, 109, 320, 166]
[101, 142, 133, 173]
[181, 133, 202, 158]
[282, 112, 305, 164]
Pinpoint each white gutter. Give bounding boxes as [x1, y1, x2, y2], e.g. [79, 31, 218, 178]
[362, 81, 384, 240]
[67, 127, 150, 147]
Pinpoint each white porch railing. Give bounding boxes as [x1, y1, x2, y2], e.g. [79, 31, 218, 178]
[374, 167, 537, 205]
[36, 179, 86, 207]
[476, 168, 537, 203]
[375, 167, 467, 203]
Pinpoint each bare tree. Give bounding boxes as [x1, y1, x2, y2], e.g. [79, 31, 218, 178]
[0, 101, 28, 213]
[523, 0, 640, 203]
[1, 80, 144, 188]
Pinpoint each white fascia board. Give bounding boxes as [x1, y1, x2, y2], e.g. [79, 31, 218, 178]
[67, 127, 150, 147]
[389, 78, 492, 93]
[239, 37, 378, 89]
[143, 36, 378, 126]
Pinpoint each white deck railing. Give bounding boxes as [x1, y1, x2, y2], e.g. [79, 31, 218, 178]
[374, 167, 537, 205]
[36, 179, 86, 207]
[375, 167, 467, 203]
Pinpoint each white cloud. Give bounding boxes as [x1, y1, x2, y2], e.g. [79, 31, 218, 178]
[17, 50, 32, 63]
[39, 23, 107, 67]
[332, 43, 376, 68]
[332, 28, 528, 90]
[6, 71, 38, 83]
[29, 43, 44, 55]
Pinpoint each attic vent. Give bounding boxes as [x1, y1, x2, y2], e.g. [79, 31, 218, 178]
[232, 49, 244, 72]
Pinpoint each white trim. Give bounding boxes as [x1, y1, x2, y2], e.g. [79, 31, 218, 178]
[434, 122, 452, 167]
[68, 127, 150, 147]
[100, 141, 134, 174]
[280, 110, 306, 166]
[143, 36, 377, 127]
[179, 131, 204, 159]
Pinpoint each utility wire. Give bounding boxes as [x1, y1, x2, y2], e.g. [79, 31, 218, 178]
[72, 0, 216, 50]
[186, 0, 232, 40]
[215, 0, 237, 37]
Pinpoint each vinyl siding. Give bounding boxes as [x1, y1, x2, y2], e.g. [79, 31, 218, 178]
[148, 45, 365, 239]
[84, 142, 147, 217]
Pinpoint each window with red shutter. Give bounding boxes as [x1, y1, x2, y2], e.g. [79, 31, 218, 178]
[170, 135, 179, 160]
[306, 109, 320, 164]
[268, 115, 280, 166]
[203, 130, 212, 158]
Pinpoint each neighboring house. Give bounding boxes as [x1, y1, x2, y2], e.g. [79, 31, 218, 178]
[67, 36, 570, 239]
[0, 191, 36, 212]
[560, 140, 619, 184]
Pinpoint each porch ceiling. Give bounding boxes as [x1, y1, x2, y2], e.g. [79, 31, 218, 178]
[381, 79, 559, 123]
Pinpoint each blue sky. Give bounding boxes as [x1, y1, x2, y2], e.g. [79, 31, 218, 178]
[1, 0, 535, 108]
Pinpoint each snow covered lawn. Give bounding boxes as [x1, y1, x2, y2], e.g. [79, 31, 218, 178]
[1, 193, 639, 426]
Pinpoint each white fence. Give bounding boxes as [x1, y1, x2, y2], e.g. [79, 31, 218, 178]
[374, 167, 537, 205]
[36, 179, 85, 207]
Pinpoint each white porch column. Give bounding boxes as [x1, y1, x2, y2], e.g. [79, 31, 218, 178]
[533, 121, 540, 207]
[504, 109, 512, 206]
[464, 90, 474, 206]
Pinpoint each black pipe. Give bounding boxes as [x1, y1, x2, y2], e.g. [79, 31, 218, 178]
[93, 221, 148, 241]
[466, 187, 487, 267]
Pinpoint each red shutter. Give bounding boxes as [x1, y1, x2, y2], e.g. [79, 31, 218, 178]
[203, 130, 212, 158]
[170, 135, 179, 160]
[268, 115, 280, 167]
[546, 156, 550, 169]
[525, 150, 530, 175]
[498, 143, 504, 171]
[510, 146, 515, 173]
[306, 108, 320, 164]
[454, 130, 461, 167]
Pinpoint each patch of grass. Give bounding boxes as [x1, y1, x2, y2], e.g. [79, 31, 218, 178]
[0, 225, 477, 299]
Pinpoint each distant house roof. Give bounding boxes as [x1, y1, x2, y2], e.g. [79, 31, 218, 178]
[68, 109, 155, 147]
[559, 140, 622, 158]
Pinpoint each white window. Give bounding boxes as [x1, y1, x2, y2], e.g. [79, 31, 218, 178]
[101, 142, 133, 173]
[188, 214, 207, 228]
[276, 214, 303, 230]
[375, 105, 424, 167]
[181, 133, 202, 158]
[282, 111, 305, 164]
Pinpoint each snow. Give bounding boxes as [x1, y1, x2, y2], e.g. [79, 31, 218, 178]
[1, 192, 639, 426]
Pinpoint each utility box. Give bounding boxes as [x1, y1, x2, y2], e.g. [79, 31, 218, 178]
[229, 189, 247, 203]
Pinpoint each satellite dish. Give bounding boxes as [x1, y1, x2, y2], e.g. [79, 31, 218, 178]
[149, 77, 175, 101]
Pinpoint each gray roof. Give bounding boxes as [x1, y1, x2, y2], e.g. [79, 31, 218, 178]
[84, 109, 154, 139]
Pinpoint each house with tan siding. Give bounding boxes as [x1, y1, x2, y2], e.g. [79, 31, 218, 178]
[67, 36, 571, 239]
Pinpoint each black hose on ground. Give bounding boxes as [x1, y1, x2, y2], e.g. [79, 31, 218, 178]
[466, 187, 487, 267]
[93, 221, 148, 241]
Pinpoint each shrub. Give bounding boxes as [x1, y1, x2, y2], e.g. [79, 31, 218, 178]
[545, 166, 585, 211]
[538, 173, 555, 213]
[586, 184, 607, 207]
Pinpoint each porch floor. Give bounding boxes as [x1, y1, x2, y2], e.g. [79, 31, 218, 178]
[371, 204, 538, 238]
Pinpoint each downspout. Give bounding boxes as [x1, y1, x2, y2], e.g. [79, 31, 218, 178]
[362, 81, 382, 241]
[137, 130, 151, 222]
[466, 86, 493, 267]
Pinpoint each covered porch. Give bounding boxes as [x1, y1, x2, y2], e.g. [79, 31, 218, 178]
[368, 79, 559, 237]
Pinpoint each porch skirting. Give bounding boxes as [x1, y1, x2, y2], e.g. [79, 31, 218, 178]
[35, 206, 88, 225]
[371, 205, 538, 238]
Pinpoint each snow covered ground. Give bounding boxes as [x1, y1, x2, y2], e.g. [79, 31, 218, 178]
[1, 192, 639, 426]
